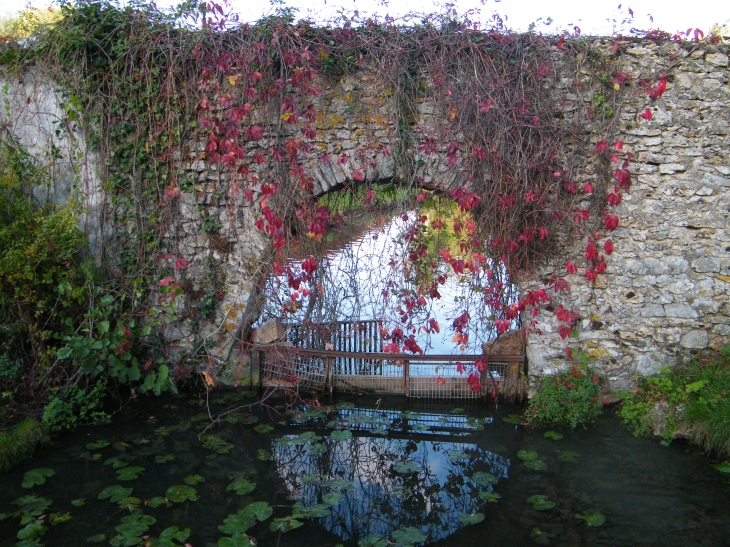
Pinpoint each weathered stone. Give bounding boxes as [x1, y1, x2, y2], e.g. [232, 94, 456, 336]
[680, 329, 709, 349]
[641, 304, 666, 317]
[705, 52, 729, 67]
[482, 330, 525, 357]
[252, 320, 286, 344]
[664, 304, 699, 319]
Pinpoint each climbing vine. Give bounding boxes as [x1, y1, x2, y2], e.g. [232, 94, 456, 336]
[0, 0, 687, 405]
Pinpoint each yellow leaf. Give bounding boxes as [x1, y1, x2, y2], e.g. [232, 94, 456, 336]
[228, 75, 238, 86]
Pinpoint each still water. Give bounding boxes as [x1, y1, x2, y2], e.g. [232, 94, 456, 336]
[1, 392, 729, 547]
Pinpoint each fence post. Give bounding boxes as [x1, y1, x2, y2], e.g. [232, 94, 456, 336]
[403, 360, 410, 396]
[325, 357, 333, 396]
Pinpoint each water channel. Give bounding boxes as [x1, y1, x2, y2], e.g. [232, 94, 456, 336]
[2, 392, 729, 547]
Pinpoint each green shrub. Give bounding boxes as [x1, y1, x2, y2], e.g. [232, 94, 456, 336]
[621, 347, 730, 455]
[526, 362, 605, 428]
[0, 418, 50, 471]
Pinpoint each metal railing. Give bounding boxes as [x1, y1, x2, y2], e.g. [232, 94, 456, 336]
[255, 345, 525, 402]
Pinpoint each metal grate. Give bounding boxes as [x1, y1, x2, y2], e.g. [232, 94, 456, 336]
[260, 348, 326, 391]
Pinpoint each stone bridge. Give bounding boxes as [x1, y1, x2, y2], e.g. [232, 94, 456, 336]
[3, 39, 729, 390]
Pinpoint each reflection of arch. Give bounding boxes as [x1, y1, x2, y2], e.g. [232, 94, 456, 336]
[271, 406, 510, 544]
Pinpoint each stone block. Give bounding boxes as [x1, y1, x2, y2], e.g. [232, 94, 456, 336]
[705, 52, 729, 67]
[641, 304, 665, 317]
[680, 329, 709, 349]
[664, 304, 698, 319]
[252, 320, 286, 344]
[692, 257, 722, 273]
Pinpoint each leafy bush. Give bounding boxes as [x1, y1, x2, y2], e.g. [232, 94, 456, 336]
[620, 347, 730, 455]
[526, 359, 605, 428]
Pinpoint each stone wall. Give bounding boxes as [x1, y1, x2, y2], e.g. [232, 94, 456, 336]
[526, 43, 730, 390]
[4, 39, 729, 389]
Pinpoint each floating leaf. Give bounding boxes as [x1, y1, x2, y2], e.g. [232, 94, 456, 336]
[218, 533, 254, 547]
[502, 414, 523, 424]
[17, 520, 47, 541]
[557, 450, 580, 463]
[71, 498, 86, 507]
[86, 534, 106, 543]
[79, 451, 101, 461]
[201, 435, 235, 454]
[256, 450, 271, 461]
[104, 457, 129, 470]
[227, 479, 256, 496]
[13, 495, 52, 515]
[270, 517, 303, 533]
[98, 485, 133, 503]
[155, 455, 175, 463]
[276, 431, 322, 445]
[147, 497, 171, 508]
[524, 460, 548, 471]
[447, 449, 470, 461]
[458, 512, 485, 525]
[307, 443, 327, 455]
[331, 430, 352, 441]
[184, 475, 205, 485]
[516, 450, 538, 462]
[21, 468, 55, 489]
[326, 420, 343, 429]
[49, 512, 72, 525]
[391, 527, 426, 547]
[400, 411, 420, 420]
[711, 462, 730, 473]
[254, 424, 274, 434]
[478, 491, 501, 502]
[576, 511, 606, 526]
[165, 485, 198, 502]
[322, 478, 354, 491]
[116, 466, 145, 480]
[293, 503, 331, 519]
[323, 491, 345, 506]
[450, 407, 465, 414]
[393, 461, 419, 474]
[471, 471, 498, 486]
[112, 513, 156, 544]
[86, 440, 111, 450]
[154, 525, 191, 546]
[358, 535, 388, 547]
[527, 495, 555, 510]
[543, 431, 564, 440]
[117, 497, 142, 509]
[335, 402, 355, 410]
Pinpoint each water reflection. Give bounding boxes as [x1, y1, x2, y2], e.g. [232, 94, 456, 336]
[272, 405, 509, 544]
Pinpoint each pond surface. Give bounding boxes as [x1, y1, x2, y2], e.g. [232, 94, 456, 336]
[2, 392, 730, 547]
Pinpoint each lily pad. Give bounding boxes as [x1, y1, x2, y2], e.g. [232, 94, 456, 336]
[331, 430, 352, 441]
[524, 460, 548, 471]
[256, 450, 271, 461]
[184, 475, 205, 485]
[149, 526, 191, 547]
[22, 468, 55, 489]
[71, 498, 86, 507]
[155, 455, 175, 463]
[335, 402, 355, 410]
[323, 491, 345, 506]
[322, 478, 354, 491]
[270, 517, 304, 533]
[478, 491, 501, 502]
[447, 449, 470, 461]
[527, 495, 555, 510]
[227, 479, 256, 496]
[557, 450, 580, 463]
[86, 440, 111, 450]
[86, 534, 107, 543]
[13, 495, 52, 515]
[393, 461, 419, 474]
[98, 485, 133, 503]
[576, 511, 606, 526]
[502, 414, 523, 424]
[118, 497, 142, 509]
[116, 466, 145, 480]
[147, 497, 172, 508]
[543, 431, 564, 440]
[458, 512, 485, 525]
[49, 512, 72, 524]
[293, 503, 331, 519]
[254, 424, 274, 434]
[165, 485, 198, 502]
[516, 450, 538, 462]
[218, 533, 254, 547]
[391, 527, 426, 547]
[358, 535, 388, 547]
[104, 457, 129, 470]
[112, 513, 156, 545]
[471, 471, 498, 486]
[450, 407, 465, 414]
[201, 435, 235, 454]
[307, 443, 327, 455]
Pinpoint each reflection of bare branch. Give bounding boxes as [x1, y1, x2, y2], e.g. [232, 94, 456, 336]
[271, 406, 509, 543]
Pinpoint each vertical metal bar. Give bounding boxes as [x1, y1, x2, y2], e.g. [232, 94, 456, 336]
[326, 357, 333, 396]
